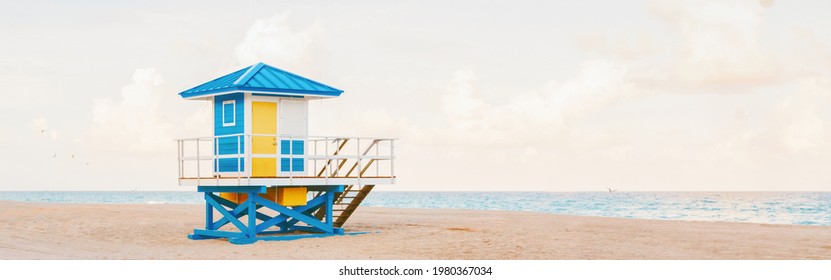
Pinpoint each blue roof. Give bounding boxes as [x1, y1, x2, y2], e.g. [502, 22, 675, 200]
[179, 62, 343, 98]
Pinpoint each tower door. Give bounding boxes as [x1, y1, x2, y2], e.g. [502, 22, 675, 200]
[251, 101, 277, 177]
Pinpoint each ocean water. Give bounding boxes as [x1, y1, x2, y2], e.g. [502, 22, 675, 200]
[1, 191, 829, 226]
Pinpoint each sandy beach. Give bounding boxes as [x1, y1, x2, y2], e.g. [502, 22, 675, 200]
[0, 201, 829, 260]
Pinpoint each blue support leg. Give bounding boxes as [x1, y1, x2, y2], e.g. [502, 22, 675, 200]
[231, 192, 260, 244]
[248, 192, 257, 237]
[205, 192, 214, 230]
[325, 190, 334, 227]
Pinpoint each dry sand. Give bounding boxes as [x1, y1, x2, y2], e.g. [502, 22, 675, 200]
[0, 201, 829, 259]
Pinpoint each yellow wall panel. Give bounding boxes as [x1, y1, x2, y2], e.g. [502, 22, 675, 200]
[219, 192, 249, 204]
[259, 187, 277, 202]
[219, 188, 276, 204]
[252, 158, 277, 177]
[277, 187, 307, 206]
[219, 192, 238, 204]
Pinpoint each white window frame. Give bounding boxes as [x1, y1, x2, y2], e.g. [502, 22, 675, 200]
[222, 100, 236, 127]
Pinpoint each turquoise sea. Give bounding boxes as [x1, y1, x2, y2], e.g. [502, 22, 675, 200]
[1, 191, 829, 226]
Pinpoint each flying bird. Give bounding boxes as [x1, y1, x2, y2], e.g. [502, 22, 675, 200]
[41, 129, 46, 134]
[607, 187, 617, 193]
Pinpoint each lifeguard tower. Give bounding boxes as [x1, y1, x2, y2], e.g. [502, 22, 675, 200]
[176, 62, 396, 244]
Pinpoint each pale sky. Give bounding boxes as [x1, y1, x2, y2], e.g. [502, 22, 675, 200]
[2, 0, 830, 191]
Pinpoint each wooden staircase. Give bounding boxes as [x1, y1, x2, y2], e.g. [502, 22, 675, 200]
[312, 139, 382, 227]
[331, 184, 374, 227]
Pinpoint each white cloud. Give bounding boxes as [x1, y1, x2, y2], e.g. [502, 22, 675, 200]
[433, 60, 642, 147]
[90, 68, 173, 153]
[576, 31, 656, 60]
[233, 11, 324, 71]
[775, 77, 830, 153]
[649, 0, 779, 86]
[440, 71, 487, 129]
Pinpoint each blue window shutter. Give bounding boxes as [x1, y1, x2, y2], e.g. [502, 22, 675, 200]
[280, 140, 291, 155]
[291, 140, 304, 155]
[292, 158, 304, 172]
[280, 140, 305, 172]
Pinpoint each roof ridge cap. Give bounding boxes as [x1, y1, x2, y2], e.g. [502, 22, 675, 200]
[232, 62, 264, 86]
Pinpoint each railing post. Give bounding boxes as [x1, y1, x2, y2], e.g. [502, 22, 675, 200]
[289, 135, 293, 185]
[237, 134, 242, 186]
[325, 137, 329, 185]
[177, 140, 182, 180]
[215, 137, 219, 186]
[214, 137, 219, 175]
[196, 138, 201, 186]
[376, 139, 379, 177]
[391, 140, 395, 179]
[247, 135, 251, 183]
